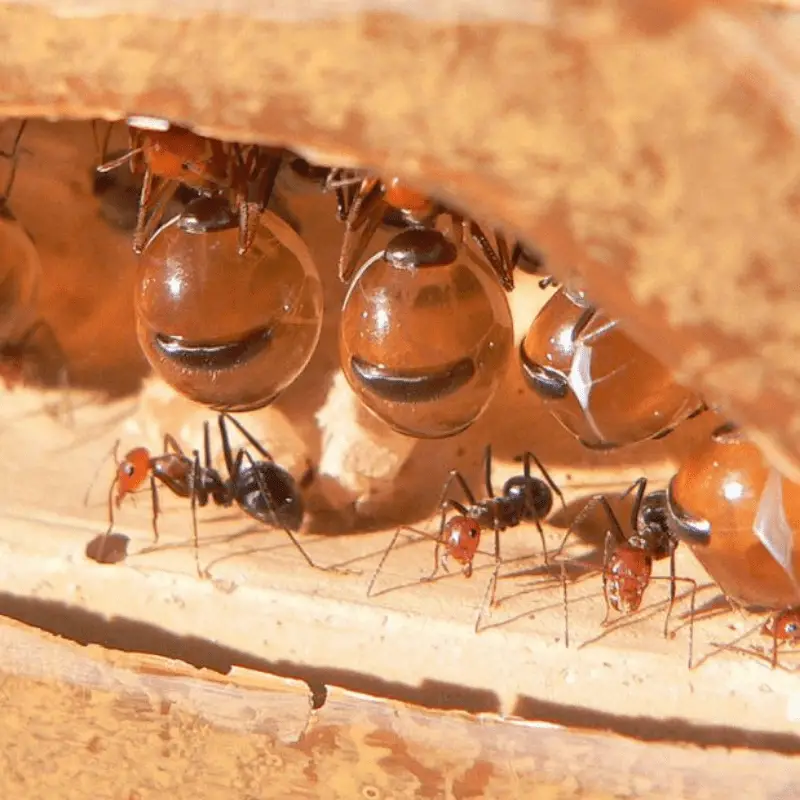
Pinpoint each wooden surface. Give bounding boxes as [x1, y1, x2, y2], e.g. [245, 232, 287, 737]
[1, 0, 800, 484]
[4, 617, 800, 800]
[0, 122, 797, 798]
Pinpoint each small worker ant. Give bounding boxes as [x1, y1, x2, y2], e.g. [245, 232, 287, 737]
[95, 118, 283, 254]
[326, 169, 547, 290]
[559, 477, 697, 664]
[367, 446, 565, 629]
[102, 413, 343, 576]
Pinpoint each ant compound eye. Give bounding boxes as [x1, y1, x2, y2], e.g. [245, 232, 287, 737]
[123, 463, 136, 477]
[469, 526, 480, 538]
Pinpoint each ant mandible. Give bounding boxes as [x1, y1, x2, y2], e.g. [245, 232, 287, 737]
[326, 169, 547, 290]
[104, 413, 342, 576]
[95, 118, 283, 255]
[559, 477, 697, 663]
[367, 446, 565, 628]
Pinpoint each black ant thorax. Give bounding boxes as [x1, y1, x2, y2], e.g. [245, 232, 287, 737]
[237, 460, 304, 532]
[632, 490, 675, 560]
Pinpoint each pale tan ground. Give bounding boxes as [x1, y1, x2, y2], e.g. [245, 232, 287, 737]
[0, 121, 799, 797]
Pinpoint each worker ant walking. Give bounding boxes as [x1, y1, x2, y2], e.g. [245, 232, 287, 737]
[367, 446, 565, 629]
[558, 477, 697, 664]
[100, 413, 347, 576]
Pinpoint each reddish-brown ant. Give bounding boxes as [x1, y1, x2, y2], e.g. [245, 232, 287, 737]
[339, 227, 513, 438]
[102, 413, 345, 575]
[327, 169, 546, 289]
[96, 118, 283, 254]
[559, 477, 697, 663]
[367, 446, 565, 629]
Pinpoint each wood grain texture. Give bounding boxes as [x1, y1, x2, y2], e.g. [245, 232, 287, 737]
[1, 617, 799, 800]
[1, 0, 799, 481]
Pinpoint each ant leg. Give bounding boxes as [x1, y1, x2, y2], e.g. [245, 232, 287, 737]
[534, 518, 549, 567]
[483, 444, 495, 498]
[219, 412, 274, 461]
[338, 178, 387, 283]
[190, 449, 204, 578]
[555, 493, 603, 556]
[85, 438, 120, 508]
[561, 560, 570, 649]
[239, 448, 344, 573]
[202, 420, 213, 470]
[475, 560, 501, 633]
[91, 120, 115, 165]
[149, 474, 161, 544]
[0, 120, 27, 205]
[162, 433, 186, 458]
[366, 527, 406, 597]
[424, 499, 467, 582]
[217, 413, 237, 478]
[427, 501, 449, 582]
[436, 470, 477, 510]
[664, 545, 677, 639]
[494, 231, 517, 291]
[467, 221, 514, 291]
[135, 178, 179, 253]
[104, 472, 119, 535]
[622, 477, 647, 534]
[598, 495, 627, 544]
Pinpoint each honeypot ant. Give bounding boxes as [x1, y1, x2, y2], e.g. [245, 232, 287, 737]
[327, 170, 546, 289]
[666, 422, 800, 668]
[102, 413, 344, 576]
[559, 477, 697, 663]
[95, 118, 283, 254]
[520, 287, 707, 450]
[367, 446, 565, 628]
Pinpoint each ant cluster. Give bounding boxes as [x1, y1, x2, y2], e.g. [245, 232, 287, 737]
[3, 117, 798, 674]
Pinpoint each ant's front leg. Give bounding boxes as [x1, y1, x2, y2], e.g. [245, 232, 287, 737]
[149, 474, 161, 544]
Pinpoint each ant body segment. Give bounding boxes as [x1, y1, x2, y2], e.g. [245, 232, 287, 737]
[367, 446, 565, 629]
[104, 413, 342, 576]
[327, 169, 546, 289]
[96, 118, 283, 254]
[560, 478, 697, 664]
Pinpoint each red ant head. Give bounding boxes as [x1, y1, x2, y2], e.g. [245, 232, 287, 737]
[443, 516, 482, 565]
[383, 177, 434, 216]
[141, 128, 212, 182]
[115, 447, 152, 506]
[766, 610, 800, 642]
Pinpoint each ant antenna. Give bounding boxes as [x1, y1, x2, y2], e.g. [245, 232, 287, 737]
[0, 120, 27, 214]
[84, 438, 121, 507]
